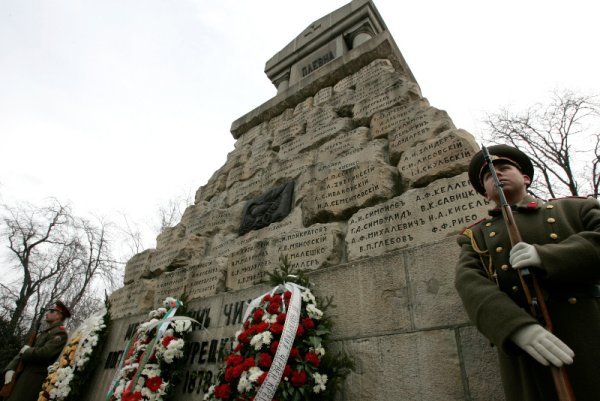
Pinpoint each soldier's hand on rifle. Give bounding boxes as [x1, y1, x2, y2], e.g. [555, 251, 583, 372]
[510, 324, 575, 367]
[509, 242, 542, 269]
[4, 370, 14, 384]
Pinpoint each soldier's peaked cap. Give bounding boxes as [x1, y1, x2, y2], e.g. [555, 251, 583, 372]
[468, 144, 534, 195]
[53, 300, 71, 318]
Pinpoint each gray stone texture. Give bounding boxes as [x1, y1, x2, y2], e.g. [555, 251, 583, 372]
[98, 2, 503, 400]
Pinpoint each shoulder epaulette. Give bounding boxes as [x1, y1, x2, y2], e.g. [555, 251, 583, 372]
[460, 217, 488, 234]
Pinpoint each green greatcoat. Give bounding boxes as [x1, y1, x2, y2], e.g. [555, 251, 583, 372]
[455, 195, 600, 401]
[3, 320, 68, 401]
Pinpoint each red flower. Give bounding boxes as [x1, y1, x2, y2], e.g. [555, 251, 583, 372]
[244, 357, 255, 369]
[253, 308, 264, 322]
[302, 317, 315, 330]
[283, 364, 292, 378]
[226, 354, 244, 367]
[258, 352, 272, 368]
[304, 352, 320, 367]
[122, 390, 143, 401]
[253, 321, 269, 334]
[272, 294, 282, 304]
[243, 320, 250, 329]
[238, 330, 251, 343]
[214, 383, 231, 399]
[289, 347, 300, 359]
[270, 341, 279, 355]
[161, 336, 176, 347]
[291, 370, 307, 387]
[296, 324, 305, 337]
[234, 343, 242, 352]
[258, 371, 268, 384]
[224, 367, 235, 382]
[276, 313, 287, 324]
[283, 291, 292, 301]
[267, 302, 281, 314]
[146, 376, 163, 392]
[270, 323, 284, 335]
[262, 294, 272, 303]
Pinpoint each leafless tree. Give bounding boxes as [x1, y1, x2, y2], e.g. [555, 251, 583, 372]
[1, 199, 120, 337]
[152, 189, 193, 234]
[483, 89, 600, 199]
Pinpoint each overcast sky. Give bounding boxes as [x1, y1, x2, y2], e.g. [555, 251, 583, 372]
[1, 0, 598, 252]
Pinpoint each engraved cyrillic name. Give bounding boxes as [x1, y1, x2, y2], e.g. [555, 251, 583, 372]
[388, 108, 455, 162]
[227, 239, 273, 291]
[317, 127, 370, 162]
[313, 87, 333, 106]
[226, 170, 267, 206]
[123, 249, 154, 285]
[187, 257, 227, 300]
[397, 130, 479, 185]
[300, 161, 398, 225]
[346, 173, 491, 260]
[109, 279, 156, 319]
[185, 202, 244, 237]
[154, 267, 188, 307]
[271, 223, 343, 271]
[371, 99, 430, 139]
[352, 81, 421, 122]
[305, 106, 337, 131]
[334, 59, 395, 93]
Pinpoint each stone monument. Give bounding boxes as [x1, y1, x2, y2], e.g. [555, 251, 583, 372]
[87, 1, 503, 400]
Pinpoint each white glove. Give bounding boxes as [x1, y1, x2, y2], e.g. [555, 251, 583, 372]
[510, 324, 574, 367]
[509, 242, 542, 269]
[4, 370, 14, 384]
[19, 345, 31, 354]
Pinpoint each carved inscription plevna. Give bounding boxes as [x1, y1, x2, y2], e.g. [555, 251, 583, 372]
[397, 129, 479, 186]
[346, 173, 491, 260]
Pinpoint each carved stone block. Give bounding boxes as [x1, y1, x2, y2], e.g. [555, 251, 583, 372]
[123, 249, 154, 285]
[346, 173, 491, 260]
[300, 161, 398, 225]
[397, 129, 480, 186]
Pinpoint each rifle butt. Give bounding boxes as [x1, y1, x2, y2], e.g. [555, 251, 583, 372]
[0, 379, 15, 398]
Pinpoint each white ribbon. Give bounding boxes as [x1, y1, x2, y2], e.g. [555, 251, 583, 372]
[248, 282, 304, 401]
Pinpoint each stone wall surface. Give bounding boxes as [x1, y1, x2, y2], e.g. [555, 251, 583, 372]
[90, 1, 503, 400]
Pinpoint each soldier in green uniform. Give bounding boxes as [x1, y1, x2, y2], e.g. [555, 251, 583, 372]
[2, 301, 70, 401]
[455, 145, 600, 401]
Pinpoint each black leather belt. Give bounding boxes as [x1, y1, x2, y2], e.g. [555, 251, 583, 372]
[549, 284, 600, 300]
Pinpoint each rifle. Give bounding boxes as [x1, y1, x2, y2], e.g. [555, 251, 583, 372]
[0, 318, 42, 398]
[481, 145, 576, 401]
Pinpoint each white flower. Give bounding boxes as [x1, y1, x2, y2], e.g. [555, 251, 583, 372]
[301, 289, 316, 303]
[204, 384, 215, 400]
[306, 303, 323, 320]
[237, 372, 252, 393]
[315, 346, 326, 357]
[312, 372, 328, 393]
[173, 319, 192, 333]
[163, 297, 178, 308]
[250, 331, 273, 350]
[247, 366, 263, 383]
